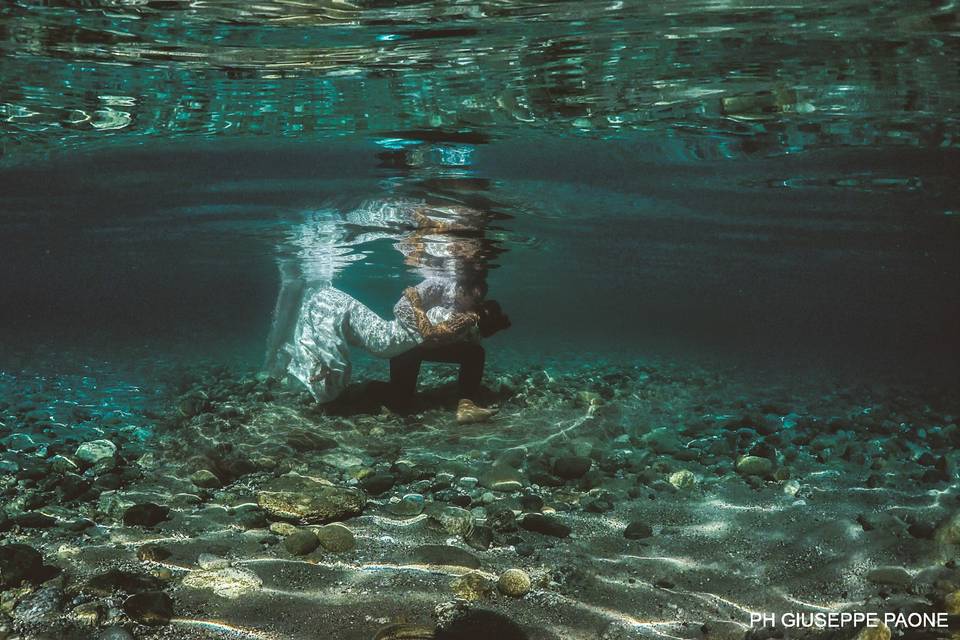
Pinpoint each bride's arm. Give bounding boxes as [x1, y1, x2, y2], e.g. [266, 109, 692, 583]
[404, 287, 477, 342]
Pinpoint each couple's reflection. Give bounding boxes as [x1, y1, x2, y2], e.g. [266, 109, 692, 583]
[264, 197, 509, 419]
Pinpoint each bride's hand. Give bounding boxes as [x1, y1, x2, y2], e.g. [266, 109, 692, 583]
[404, 287, 423, 308]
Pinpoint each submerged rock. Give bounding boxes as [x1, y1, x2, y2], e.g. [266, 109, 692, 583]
[182, 566, 263, 599]
[75, 439, 117, 465]
[668, 469, 696, 490]
[256, 473, 365, 523]
[497, 569, 531, 597]
[361, 472, 396, 496]
[122, 502, 170, 527]
[478, 463, 524, 492]
[427, 504, 475, 536]
[122, 591, 173, 625]
[409, 544, 481, 569]
[86, 569, 163, 595]
[624, 521, 653, 540]
[450, 571, 494, 600]
[13, 584, 63, 622]
[520, 513, 571, 538]
[735, 455, 773, 477]
[387, 493, 425, 516]
[316, 523, 355, 552]
[283, 529, 319, 555]
[190, 469, 222, 489]
[0, 543, 45, 589]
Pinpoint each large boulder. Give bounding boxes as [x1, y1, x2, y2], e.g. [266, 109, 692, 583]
[256, 473, 365, 523]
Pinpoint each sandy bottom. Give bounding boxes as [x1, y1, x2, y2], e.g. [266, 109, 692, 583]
[1, 357, 958, 640]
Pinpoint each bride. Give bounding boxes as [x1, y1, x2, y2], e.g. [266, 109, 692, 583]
[283, 277, 480, 405]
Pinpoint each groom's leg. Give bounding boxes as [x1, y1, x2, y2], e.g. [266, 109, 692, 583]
[416, 343, 486, 400]
[389, 347, 424, 398]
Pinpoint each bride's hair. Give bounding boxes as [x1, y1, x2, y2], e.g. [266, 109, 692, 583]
[476, 300, 511, 337]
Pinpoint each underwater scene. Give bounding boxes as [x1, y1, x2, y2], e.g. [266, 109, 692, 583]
[1, 1, 959, 639]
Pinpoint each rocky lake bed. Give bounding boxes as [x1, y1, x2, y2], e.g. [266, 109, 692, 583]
[1, 357, 959, 640]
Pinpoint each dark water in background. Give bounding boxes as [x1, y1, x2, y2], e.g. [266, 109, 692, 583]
[1, 0, 958, 387]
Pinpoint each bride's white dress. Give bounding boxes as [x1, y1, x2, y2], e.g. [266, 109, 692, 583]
[284, 285, 455, 403]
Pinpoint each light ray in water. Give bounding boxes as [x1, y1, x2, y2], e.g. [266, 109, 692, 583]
[548, 593, 690, 640]
[777, 591, 862, 611]
[172, 617, 283, 639]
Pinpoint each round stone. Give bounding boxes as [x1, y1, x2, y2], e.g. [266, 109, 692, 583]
[668, 470, 696, 490]
[75, 440, 117, 465]
[497, 568, 531, 597]
[387, 493, 425, 517]
[735, 455, 774, 477]
[283, 529, 320, 555]
[122, 591, 173, 626]
[190, 469, 222, 489]
[624, 521, 653, 540]
[316, 523, 355, 552]
[450, 571, 493, 600]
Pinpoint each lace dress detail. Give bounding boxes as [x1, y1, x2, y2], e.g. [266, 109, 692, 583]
[284, 287, 456, 403]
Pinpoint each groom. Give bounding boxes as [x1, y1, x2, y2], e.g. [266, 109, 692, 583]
[387, 299, 510, 421]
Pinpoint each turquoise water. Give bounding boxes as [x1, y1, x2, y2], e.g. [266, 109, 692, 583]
[1, 2, 960, 639]
[2, 0, 958, 385]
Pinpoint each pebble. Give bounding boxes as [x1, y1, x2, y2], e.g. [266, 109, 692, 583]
[497, 568, 531, 597]
[735, 455, 774, 477]
[520, 513, 571, 538]
[75, 439, 117, 465]
[361, 472, 396, 496]
[47, 454, 79, 473]
[387, 493, 425, 517]
[181, 566, 263, 599]
[122, 502, 170, 527]
[316, 523, 355, 552]
[450, 571, 493, 600]
[122, 591, 173, 626]
[190, 469, 222, 489]
[624, 521, 653, 540]
[409, 544, 481, 569]
[478, 463, 525, 492]
[458, 476, 479, 490]
[283, 529, 320, 555]
[668, 469, 696, 490]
